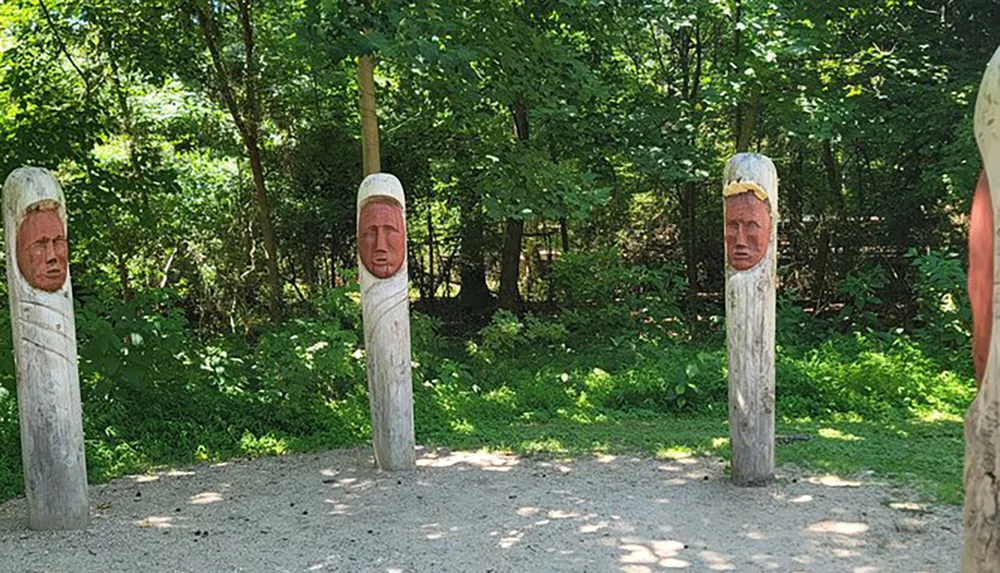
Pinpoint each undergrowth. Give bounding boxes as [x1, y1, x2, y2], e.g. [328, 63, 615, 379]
[0, 253, 978, 505]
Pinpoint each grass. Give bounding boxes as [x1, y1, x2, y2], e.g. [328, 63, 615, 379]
[0, 302, 977, 507]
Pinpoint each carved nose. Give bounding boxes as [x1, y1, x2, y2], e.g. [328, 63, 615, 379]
[735, 227, 748, 247]
[44, 241, 58, 263]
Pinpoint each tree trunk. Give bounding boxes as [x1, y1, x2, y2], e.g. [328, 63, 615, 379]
[246, 135, 283, 318]
[117, 252, 133, 302]
[426, 210, 435, 301]
[358, 53, 381, 176]
[559, 216, 569, 252]
[192, 0, 282, 320]
[459, 189, 491, 312]
[498, 218, 525, 311]
[680, 182, 699, 292]
[498, 95, 530, 311]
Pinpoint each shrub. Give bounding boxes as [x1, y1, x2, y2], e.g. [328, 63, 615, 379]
[474, 310, 568, 362]
[550, 248, 686, 338]
[907, 248, 970, 356]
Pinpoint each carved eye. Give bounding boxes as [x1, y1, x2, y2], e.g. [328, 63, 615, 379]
[746, 221, 761, 231]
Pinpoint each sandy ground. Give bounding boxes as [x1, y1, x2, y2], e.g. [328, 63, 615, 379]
[0, 447, 961, 573]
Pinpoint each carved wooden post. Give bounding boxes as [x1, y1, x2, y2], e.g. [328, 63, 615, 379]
[3, 168, 88, 529]
[963, 45, 1000, 572]
[357, 173, 415, 470]
[724, 153, 778, 487]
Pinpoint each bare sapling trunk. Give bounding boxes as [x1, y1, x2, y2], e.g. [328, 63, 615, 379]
[358, 53, 381, 177]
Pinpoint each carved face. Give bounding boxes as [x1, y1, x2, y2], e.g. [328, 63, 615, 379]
[969, 170, 993, 387]
[16, 209, 68, 292]
[724, 192, 771, 271]
[358, 199, 406, 278]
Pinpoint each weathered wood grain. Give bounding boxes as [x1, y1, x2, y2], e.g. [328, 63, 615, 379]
[358, 173, 415, 470]
[3, 167, 88, 529]
[963, 45, 1000, 573]
[724, 153, 778, 487]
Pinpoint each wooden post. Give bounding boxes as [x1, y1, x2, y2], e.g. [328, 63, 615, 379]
[963, 45, 1000, 572]
[358, 54, 381, 177]
[3, 167, 88, 529]
[357, 173, 415, 470]
[723, 153, 778, 487]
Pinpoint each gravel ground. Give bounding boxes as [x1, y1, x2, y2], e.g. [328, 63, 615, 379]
[0, 447, 961, 572]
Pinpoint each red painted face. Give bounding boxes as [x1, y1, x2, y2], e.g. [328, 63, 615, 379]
[969, 170, 993, 387]
[16, 209, 68, 292]
[358, 199, 406, 279]
[725, 193, 771, 271]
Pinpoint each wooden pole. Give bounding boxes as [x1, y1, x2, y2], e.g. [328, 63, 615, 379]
[358, 53, 381, 177]
[723, 153, 778, 487]
[963, 44, 1000, 572]
[3, 167, 88, 529]
[357, 173, 414, 470]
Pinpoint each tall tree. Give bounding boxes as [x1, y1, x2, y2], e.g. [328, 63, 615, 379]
[190, 0, 283, 319]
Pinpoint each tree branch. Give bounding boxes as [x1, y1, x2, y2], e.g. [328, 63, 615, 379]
[37, 0, 91, 97]
[191, 0, 248, 139]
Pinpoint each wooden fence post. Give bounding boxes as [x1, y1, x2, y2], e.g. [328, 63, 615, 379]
[3, 167, 88, 529]
[963, 44, 1000, 572]
[724, 153, 778, 487]
[358, 173, 415, 470]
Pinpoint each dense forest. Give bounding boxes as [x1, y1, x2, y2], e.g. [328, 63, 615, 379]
[0, 0, 997, 502]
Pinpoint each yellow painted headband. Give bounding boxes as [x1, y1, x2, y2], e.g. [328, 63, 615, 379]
[722, 181, 768, 202]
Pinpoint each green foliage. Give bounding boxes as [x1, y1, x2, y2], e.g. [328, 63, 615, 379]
[551, 248, 687, 338]
[777, 333, 974, 418]
[0, 0, 992, 509]
[472, 309, 569, 363]
[907, 248, 970, 353]
[835, 265, 888, 330]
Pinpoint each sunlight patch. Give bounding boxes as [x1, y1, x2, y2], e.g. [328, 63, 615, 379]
[136, 516, 174, 529]
[808, 475, 862, 487]
[918, 410, 962, 423]
[449, 418, 476, 434]
[189, 491, 223, 504]
[657, 447, 693, 460]
[807, 520, 869, 535]
[818, 428, 863, 441]
[417, 450, 520, 471]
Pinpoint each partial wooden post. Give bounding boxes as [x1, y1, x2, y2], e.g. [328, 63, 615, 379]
[358, 54, 381, 177]
[357, 173, 415, 470]
[724, 153, 778, 487]
[3, 168, 88, 529]
[963, 45, 1000, 572]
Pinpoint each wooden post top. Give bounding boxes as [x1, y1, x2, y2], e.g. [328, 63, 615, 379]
[723, 153, 778, 221]
[3, 168, 70, 295]
[976, 47, 1000, 209]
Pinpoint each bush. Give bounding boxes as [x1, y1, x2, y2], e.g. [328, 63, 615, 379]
[474, 310, 568, 362]
[550, 248, 686, 338]
[776, 333, 974, 417]
[907, 248, 970, 356]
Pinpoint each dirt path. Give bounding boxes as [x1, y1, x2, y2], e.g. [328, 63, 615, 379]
[0, 447, 960, 572]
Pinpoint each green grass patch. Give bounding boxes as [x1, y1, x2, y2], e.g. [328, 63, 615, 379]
[0, 294, 977, 507]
